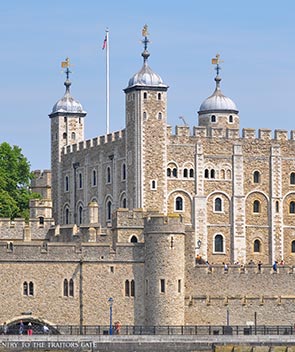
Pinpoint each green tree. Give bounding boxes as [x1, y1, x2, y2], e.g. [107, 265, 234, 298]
[0, 142, 39, 220]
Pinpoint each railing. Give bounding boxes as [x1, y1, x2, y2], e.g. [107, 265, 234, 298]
[4, 324, 293, 336]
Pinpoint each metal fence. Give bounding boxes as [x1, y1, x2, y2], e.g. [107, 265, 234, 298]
[40, 325, 295, 336]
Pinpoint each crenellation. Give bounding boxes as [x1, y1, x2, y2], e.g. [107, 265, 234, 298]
[258, 128, 272, 140]
[210, 127, 226, 138]
[226, 128, 239, 139]
[175, 125, 190, 137]
[242, 128, 256, 139]
[274, 129, 288, 141]
[193, 126, 207, 137]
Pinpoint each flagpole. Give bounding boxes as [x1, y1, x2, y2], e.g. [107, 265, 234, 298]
[105, 28, 110, 134]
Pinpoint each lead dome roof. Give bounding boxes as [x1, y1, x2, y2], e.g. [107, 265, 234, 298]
[52, 80, 86, 114]
[199, 75, 238, 114]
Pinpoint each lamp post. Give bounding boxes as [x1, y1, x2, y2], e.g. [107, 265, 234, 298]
[108, 297, 114, 335]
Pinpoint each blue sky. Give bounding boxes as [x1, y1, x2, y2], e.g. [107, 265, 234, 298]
[1, 0, 295, 170]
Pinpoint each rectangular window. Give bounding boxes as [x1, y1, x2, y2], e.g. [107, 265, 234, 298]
[145, 279, 148, 295]
[160, 279, 165, 293]
[110, 266, 114, 273]
[178, 279, 181, 293]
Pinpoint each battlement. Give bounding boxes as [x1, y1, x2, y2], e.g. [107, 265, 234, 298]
[144, 213, 185, 234]
[168, 125, 295, 141]
[63, 129, 125, 155]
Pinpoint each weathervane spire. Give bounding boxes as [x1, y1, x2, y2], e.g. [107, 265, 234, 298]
[211, 53, 223, 77]
[61, 57, 72, 81]
[141, 24, 150, 63]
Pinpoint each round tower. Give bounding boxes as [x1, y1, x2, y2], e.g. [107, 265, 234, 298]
[198, 54, 239, 131]
[144, 214, 186, 326]
[124, 25, 169, 212]
[49, 58, 86, 224]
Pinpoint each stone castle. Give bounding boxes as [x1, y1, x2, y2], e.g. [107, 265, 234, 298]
[1, 27, 295, 331]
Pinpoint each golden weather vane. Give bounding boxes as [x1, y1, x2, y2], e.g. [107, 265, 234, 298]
[211, 53, 223, 76]
[61, 57, 72, 80]
[142, 24, 149, 37]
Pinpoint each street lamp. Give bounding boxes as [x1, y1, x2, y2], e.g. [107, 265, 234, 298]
[108, 297, 114, 335]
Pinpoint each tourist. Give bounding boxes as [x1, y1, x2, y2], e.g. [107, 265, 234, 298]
[258, 260, 262, 272]
[3, 322, 7, 335]
[223, 262, 228, 272]
[273, 261, 278, 272]
[27, 322, 33, 336]
[43, 325, 49, 334]
[19, 320, 24, 335]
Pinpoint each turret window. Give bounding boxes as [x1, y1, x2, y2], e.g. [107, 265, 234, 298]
[253, 200, 261, 213]
[65, 208, 70, 224]
[175, 196, 183, 211]
[158, 93, 161, 100]
[229, 115, 233, 123]
[160, 279, 165, 293]
[122, 163, 126, 181]
[71, 132, 76, 140]
[214, 234, 224, 253]
[253, 171, 261, 183]
[292, 240, 295, 253]
[214, 197, 222, 212]
[290, 172, 295, 185]
[106, 167, 111, 184]
[107, 200, 112, 221]
[151, 180, 157, 190]
[211, 115, 216, 123]
[78, 173, 83, 189]
[65, 176, 69, 192]
[92, 170, 97, 186]
[143, 92, 147, 99]
[254, 239, 261, 252]
[63, 132, 67, 139]
[290, 201, 295, 214]
[158, 112, 162, 120]
[78, 205, 83, 225]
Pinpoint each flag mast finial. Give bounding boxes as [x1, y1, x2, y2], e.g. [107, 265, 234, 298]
[102, 28, 110, 134]
[211, 53, 224, 89]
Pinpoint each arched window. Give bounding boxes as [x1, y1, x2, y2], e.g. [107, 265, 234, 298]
[189, 169, 194, 178]
[69, 279, 74, 297]
[172, 168, 177, 177]
[183, 169, 188, 178]
[143, 112, 147, 120]
[291, 173, 295, 185]
[63, 279, 68, 297]
[158, 93, 161, 100]
[79, 173, 83, 189]
[253, 200, 260, 213]
[254, 239, 261, 252]
[158, 112, 162, 120]
[23, 282, 28, 296]
[143, 92, 147, 99]
[92, 170, 97, 186]
[151, 180, 157, 189]
[275, 201, 279, 213]
[211, 115, 216, 122]
[65, 208, 70, 225]
[290, 201, 295, 214]
[220, 169, 225, 179]
[122, 197, 127, 208]
[63, 132, 67, 139]
[210, 169, 215, 179]
[214, 197, 222, 212]
[107, 201, 112, 221]
[253, 171, 260, 183]
[226, 169, 232, 179]
[39, 217, 44, 225]
[65, 176, 69, 192]
[78, 206, 83, 225]
[229, 115, 233, 123]
[29, 282, 34, 296]
[71, 132, 76, 140]
[131, 280, 135, 297]
[122, 163, 126, 180]
[167, 168, 171, 177]
[107, 167, 111, 183]
[131, 235, 138, 243]
[125, 280, 130, 296]
[292, 240, 295, 253]
[175, 196, 183, 211]
[214, 234, 224, 253]
[204, 169, 209, 178]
